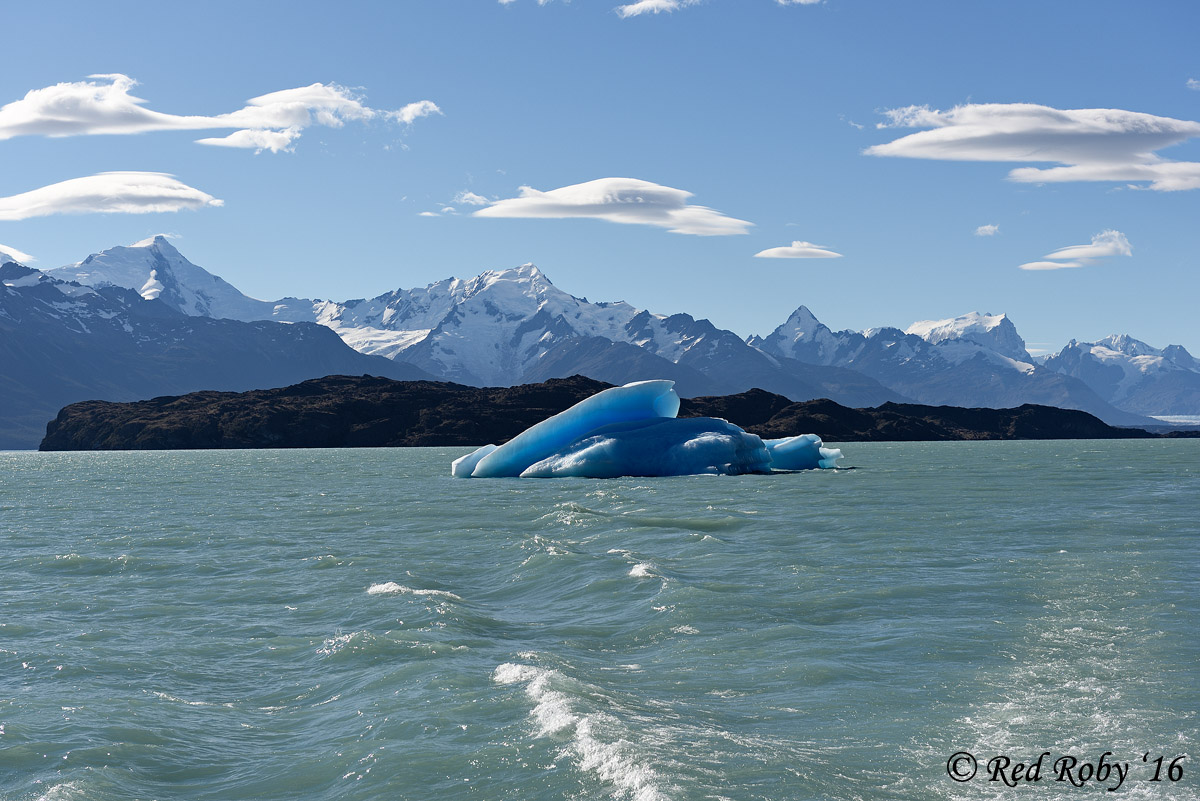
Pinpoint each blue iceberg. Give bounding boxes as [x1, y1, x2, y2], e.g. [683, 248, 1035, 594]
[763, 434, 844, 470]
[452, 380, 842, 478]
[521, 417, 773, 478]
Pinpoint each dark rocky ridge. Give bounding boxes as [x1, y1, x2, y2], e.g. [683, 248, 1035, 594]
[40, 375, 1172, 452]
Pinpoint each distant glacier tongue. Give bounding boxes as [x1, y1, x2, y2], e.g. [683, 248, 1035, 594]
[453, 380, 842, 478]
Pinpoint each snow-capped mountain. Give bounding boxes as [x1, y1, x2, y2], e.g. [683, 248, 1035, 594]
[1, 255, 430, 449]
[48, 238, 672, 380]
[905, 312, 1031, 363]
[751, 305, 1154, 426]
[13, 235, 1193, 443]
[1044, 335, 1200, 416]
[50, 237, 901, 406]
[50, 236, 277, 321]
[312, 264, 644, 384]
[753, 307, 1035, 372]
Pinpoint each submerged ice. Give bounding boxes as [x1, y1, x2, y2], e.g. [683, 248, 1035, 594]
[452, 380, 843, 478]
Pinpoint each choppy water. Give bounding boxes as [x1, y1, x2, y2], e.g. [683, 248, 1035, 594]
[2, 441, 1197, 801]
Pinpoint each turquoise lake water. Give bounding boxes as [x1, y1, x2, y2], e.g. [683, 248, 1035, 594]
[2, 441, 1197, 801]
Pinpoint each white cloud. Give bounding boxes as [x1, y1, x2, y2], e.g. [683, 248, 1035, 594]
[425, 191, 488, 217]
[754, 240, 842, 258]
[474, 177, 752, 235]
[1043, 229, 1131, 260]
[0, 172, 223, 221]
[506, 0, 819, 13]
[134, 232, 182, 244]
[0, 74, 440, 153]
[974, 224, 999, 236]
[506, 0, 819, 14]
[195, 127, 302, 153]
[389, 100, 443, 125]
[1018, 229, 1131, 271]
[0, 242, 36, 263]
[866, 102, 1200, 192]
[453, 190, 489, 206]
[1188, 79, 1200, 91]
[616, 0, 697, 18]
[1018, 260, 1085, 271]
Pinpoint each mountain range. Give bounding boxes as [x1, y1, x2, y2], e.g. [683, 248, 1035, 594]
[0, 255, 430, 449]
[3, 235, 1197, 447]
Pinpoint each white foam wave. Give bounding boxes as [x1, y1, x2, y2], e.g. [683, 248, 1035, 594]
[493, 663, 671, 801]
[367, 581, 462, 601]
[318, 632, 355, 656]
[34, 782, 87, 801]
[629, 563, 654, 578]
[151, 691, 232, 708]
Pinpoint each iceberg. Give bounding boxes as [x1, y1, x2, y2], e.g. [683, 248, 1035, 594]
[450, 443, 498, 478]
[520, 417, 773, 478]
[763, 434, 844, 470]
[452, 380, 844, 478]
[468, 380, 679, 478]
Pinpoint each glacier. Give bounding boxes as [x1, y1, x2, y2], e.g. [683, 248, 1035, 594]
[453, 380, 842, 478]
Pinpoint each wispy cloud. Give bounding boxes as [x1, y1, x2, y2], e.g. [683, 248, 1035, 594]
[1188, 78, 1200, 91]
[754, 240, 842, 258]
[389, 100, 442, 125]
[420, 190, 491, 217]
[974, 224, 999, 237]
[1018, 229, 1131, 271]
[474, 177, 752, 235]
[0, 172, 223, 221]
[0, 242, 36, 263]
[0, 74, 440, 153]
[867, 103, 1200, 192]
[453, 190, 489, 206]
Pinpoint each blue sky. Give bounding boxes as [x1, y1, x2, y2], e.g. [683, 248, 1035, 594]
[2, 0, 1198, 353]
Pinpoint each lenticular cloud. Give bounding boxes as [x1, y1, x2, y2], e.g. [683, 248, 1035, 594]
[0, 172, 222, 221]
[867, 102, 1200, 192]
[754, 240, 843, 259]
[474, 177, 753, 236]
[0, 74, 441, 153]
[1018, 229, 1132, 271]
